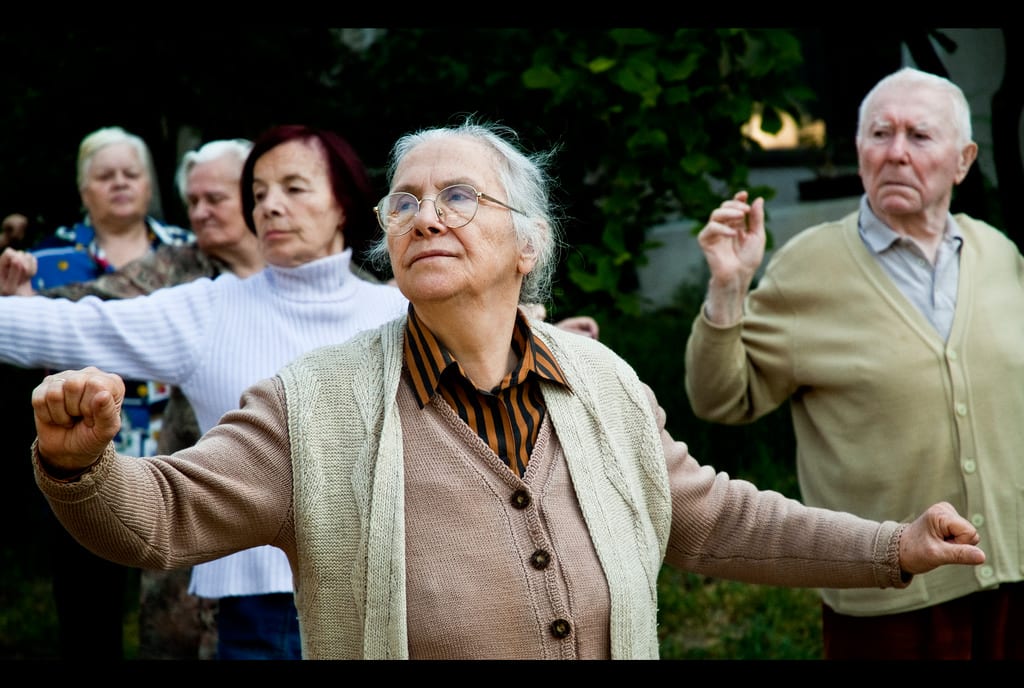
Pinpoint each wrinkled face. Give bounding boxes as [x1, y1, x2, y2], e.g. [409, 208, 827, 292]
[252, 139, 345, 268]
[184, 156, 248, 254]
[857, 82, 975, 224]
[80, 142, 152, 228]
[385, 136, 535, 307]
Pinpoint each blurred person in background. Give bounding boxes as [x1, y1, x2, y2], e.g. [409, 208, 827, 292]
[0, 125, 194, 660]
[0, 138, 262, 659]
[0, 124, 406, 660]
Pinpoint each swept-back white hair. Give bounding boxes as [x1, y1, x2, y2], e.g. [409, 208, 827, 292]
[366, 117, 563, 305]
[856, 67, 973, 148]
[174, 139, 253, 202]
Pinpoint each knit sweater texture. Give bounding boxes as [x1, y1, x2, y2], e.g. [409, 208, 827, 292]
[685, 209, 1024, 615]
[4, 250, 408, 597]
[35, 315, 910, 658]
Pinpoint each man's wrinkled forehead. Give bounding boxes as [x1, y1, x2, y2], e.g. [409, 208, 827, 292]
[866, 83, 953, 129]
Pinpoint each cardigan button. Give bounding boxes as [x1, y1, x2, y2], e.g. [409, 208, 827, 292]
[530, 549, 551, 570]
[549, 618, 572, 639]
[510, 489, 531, 509]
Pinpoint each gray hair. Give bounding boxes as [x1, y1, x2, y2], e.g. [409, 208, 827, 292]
[174, 138, 253, 203]
[76, 126, 154, 191]
[365, 118, 562, 305]
[856, 66, 973, 148]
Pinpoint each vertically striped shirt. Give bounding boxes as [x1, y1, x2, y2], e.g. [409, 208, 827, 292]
[404, 304, 570, 478]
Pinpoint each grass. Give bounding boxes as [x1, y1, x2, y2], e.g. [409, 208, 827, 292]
[657, 568, 822, 659]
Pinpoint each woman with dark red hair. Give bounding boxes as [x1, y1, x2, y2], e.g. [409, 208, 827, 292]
[0, 124, 409, 659]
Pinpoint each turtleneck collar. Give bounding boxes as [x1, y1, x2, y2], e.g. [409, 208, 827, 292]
[262, 248, 358, 302]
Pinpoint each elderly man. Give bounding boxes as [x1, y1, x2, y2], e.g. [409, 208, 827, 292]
[29, 118, 984, 660]
[685, 67, 1024, 659]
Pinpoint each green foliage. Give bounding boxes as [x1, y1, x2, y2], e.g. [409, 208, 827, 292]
[521, 28, 810, 314]
[657, 568, 822, 659]
[0, 27, 814, 315]
[0, 539, 141, 659]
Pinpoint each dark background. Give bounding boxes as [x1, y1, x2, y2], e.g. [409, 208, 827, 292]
[1, 21, 1017, 565]
[2, 28, 1011, 240]
[0, 26, 1017, 659]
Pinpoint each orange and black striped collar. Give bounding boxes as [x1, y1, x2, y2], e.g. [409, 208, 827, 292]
[403, 303, 569, 408]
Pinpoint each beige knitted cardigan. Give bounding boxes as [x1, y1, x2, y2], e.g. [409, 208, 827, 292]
[279, 316, 672, 659]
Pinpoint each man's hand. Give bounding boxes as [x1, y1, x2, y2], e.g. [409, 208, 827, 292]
[0, 247, 38, 295]
[696, 190, 767, 325]
[899, 501, 986, 575]
[33, 367, 124, 472]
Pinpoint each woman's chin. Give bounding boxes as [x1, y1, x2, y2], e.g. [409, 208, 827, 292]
[399, 277, 462, 304]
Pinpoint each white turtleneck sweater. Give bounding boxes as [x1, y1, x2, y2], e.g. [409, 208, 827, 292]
[0, 249, 409, 597]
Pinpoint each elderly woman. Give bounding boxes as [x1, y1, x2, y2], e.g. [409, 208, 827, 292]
[0, 125, 408, 660]
[0, 125, 193, 660]
[0, 138, 264, 660]
[27, 119, 984, 660]
[28, 126, 193, 289]
[1, 126, 194, 461]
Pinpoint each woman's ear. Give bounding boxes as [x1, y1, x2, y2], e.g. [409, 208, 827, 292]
[516, 220, 545, 276]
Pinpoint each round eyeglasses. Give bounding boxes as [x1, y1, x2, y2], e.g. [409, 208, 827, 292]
[374, 183, 524, 236]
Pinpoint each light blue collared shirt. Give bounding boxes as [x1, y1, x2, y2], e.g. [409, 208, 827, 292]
[857, 195, 962, 340]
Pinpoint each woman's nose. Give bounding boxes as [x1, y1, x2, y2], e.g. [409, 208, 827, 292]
[410, 198, 447, 235]
[258, 187, 285, 215]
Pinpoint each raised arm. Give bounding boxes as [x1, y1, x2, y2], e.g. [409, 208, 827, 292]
[0, 275, 211, 383]
[39, 244, 213, 301]
[696, 190, 766, 325]
[31, 367, 297, 571]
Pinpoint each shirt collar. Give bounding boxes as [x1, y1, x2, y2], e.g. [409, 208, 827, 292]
[858, 194, 963, 254]
[403, 303, 570, 409]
